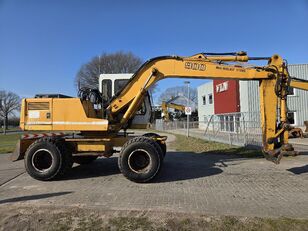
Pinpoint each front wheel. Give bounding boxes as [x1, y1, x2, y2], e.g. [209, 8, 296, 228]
[118, 136, 162, 183]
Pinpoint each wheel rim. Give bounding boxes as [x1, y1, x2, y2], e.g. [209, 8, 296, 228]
[31, 149, 54, 173]
[128, 149, 151, 173]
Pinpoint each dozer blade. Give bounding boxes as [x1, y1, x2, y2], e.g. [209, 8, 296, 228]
[11, 140, 24, 162]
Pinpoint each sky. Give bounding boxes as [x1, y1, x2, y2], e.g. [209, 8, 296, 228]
[1, 0, 308, 103]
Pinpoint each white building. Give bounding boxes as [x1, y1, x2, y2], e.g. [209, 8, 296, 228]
[197, 81, 214, 128]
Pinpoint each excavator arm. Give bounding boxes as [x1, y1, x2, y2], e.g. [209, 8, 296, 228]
[107, 52, 308, 163]
[290, 77, 308, 91]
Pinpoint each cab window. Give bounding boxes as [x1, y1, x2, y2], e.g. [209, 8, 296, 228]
[101, 79, 112, 102]
[114, 79, 129, 95]
[136, 101, 146, 115]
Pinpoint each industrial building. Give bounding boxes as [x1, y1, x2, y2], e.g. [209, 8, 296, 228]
[198, 64, 308, 128]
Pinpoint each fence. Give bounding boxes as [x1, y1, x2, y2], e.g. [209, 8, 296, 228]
[153, 112, 262, 147]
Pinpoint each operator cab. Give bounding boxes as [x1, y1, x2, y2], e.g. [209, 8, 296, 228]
[99, 73, 132, 99]
[99, 74, 153, 128]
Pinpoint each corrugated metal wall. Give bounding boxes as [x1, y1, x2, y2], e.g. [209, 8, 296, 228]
[239, 80, 259, 113]
[240, 64, 308, 126]
[287, 64, 308, 125]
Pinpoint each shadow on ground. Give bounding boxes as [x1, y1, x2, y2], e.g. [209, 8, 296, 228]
[60, 148, 262, 182]
[287, 164, 308, 175]
[61, 157, 120, 181]
[0, 191, 72, 204]
[153, 150, 260, 183]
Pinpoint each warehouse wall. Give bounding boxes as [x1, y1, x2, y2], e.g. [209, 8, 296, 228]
[287, 64, 308, 126]
[240, 64, 308, 126]
[239, 80, 259, 113]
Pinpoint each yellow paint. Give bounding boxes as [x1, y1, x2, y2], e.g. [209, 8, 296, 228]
[77, 143, 106, 152]
[21, 98, 108, 131]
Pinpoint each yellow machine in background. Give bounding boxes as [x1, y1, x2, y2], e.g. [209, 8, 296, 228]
[13, 51, 308, 183]
[161, 99, 186, 122]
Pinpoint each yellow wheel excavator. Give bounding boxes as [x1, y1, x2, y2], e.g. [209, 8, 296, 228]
[12, 51, 308, 182]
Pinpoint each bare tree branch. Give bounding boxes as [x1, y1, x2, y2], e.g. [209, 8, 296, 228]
[157, 86, 197, 105]
[0, 90, 21, 133]
[75, 51, 143, 90]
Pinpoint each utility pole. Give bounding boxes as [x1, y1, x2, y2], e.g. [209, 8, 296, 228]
[98, 55, 101, 76]
[184, 81, 190, 137]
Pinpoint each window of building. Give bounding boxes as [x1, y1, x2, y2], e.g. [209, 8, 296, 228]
[225, 116, 229, 131]
[219, 115, 225, 131]
[208, 94, 213, 104]
[219, 114, 240, 133]
[235, 115, 240, 133]
[229, 115, 234, 132]
[202, 96, 206, 105]
[287, 111, 296, 125]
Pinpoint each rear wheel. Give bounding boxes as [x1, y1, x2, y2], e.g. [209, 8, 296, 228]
[73, 156, 98, 165]
[142, 133, 167, 157]
[24, 138, 72, 181]
[118, 136, 163, 183]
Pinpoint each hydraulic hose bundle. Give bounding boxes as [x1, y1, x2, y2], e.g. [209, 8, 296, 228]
[78, 88, 102, 104]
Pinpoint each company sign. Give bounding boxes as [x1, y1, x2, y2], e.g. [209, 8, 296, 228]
[216, 81, 228, 93]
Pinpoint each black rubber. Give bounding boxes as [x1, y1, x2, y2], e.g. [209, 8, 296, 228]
[142, 132, 167, 157]
[24, 137, 72, 181]
[118, 136, 162, 183]
[73, 156, 98, 165]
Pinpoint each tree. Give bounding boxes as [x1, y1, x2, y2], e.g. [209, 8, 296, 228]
[75, 51, 143, 90]
[0, 91, 20, 134]
[158, 86, 197, 105]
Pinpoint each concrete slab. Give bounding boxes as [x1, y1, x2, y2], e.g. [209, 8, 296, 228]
[0, 154, 25, 186]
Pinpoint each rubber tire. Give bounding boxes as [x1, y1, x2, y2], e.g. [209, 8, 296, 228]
[24, 138, 72, 181]
[142, 133, 167, 157]
[118, 136, 162, 183]
[73, 156, 98, 165]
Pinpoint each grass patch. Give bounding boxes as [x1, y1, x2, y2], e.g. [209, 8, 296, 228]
[0, 133, 21, 154]
[169, 133, 262, 158]
[79, 216, 308, 231]
[109, 217, 154, 231]
[0, 127, 21, 133]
